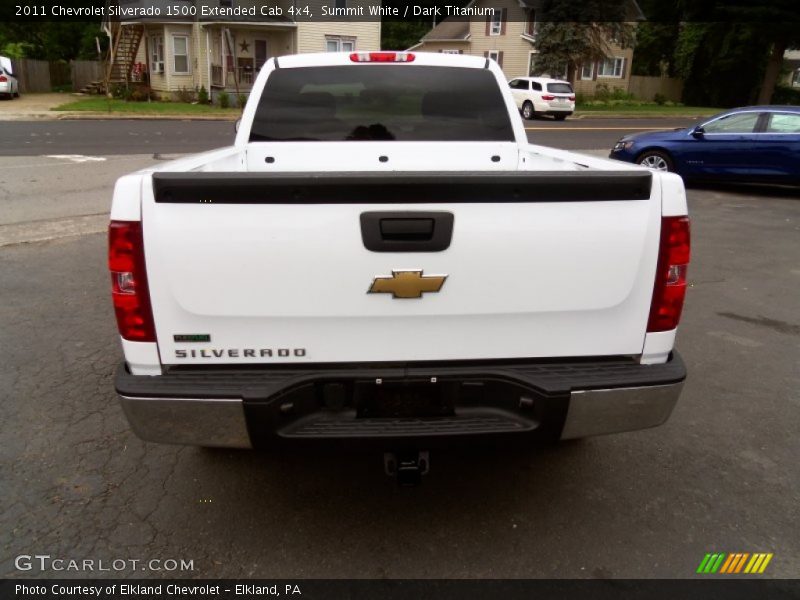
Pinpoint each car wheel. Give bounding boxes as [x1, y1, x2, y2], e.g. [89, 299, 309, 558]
[636, 150, 674, 172]
[554, 114, 568, 121]
[14, 91, 20, 98]
[522, 101, 535, 120]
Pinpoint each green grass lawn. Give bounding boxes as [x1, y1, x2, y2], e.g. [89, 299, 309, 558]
[52, 98, 240, 115]
[576, 104, 721, 117]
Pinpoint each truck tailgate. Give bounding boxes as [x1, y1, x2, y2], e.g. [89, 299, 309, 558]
[142, 171, 660, 365]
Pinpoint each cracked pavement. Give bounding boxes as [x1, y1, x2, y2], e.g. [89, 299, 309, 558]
[1, 160, 799, 579]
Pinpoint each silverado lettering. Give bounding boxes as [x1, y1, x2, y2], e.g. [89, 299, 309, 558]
[175, 349, 307, 358]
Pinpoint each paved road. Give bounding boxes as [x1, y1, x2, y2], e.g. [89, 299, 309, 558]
[2, 180, 799, 577]
[0, 118, 696, 155]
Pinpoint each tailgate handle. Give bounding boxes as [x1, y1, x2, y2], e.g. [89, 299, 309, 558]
[380, 218, 434, 240]
[361, 211, 454, 252]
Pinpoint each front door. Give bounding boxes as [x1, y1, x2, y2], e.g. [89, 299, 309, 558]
[685, 111, 762, 178]
[255, 40, 268, 71]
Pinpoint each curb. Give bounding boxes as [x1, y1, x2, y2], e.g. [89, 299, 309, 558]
[54, 112, 241, 121]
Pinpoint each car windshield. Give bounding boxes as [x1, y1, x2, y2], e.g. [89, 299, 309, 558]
[250, 65, 515, 142]
[547, 83, 573, 94]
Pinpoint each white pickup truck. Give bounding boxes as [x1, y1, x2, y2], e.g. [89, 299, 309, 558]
[110, 52, 689, 474]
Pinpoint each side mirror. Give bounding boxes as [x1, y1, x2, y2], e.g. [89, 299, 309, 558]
[234, 119, 241, 133]
[691, 126, 705, 138]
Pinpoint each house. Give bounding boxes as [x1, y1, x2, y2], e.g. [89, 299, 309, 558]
[408, 0, 644, 97]
[784, 50, 800, 88]
[103, 0, 381, 101]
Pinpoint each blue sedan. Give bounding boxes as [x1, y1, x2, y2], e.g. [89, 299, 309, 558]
[609, 106, 800, 185]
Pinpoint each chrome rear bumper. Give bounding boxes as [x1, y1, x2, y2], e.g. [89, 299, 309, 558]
[117, 354, 685, 448]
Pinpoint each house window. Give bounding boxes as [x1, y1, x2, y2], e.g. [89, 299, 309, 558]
[172, 35, 190, 74]
[150, 34, 164, 73]
[487, 50, 500, 62]
[581, 62, 594, 79]
[793, 68, 800, 87]
[490, 11, 502, 36]
[325, 36, 355, 52]
[525, 10, 537, 37]
[597, 57, 624, 78]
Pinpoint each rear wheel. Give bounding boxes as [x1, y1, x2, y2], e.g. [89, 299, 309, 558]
[522, 101, 535, 120]
[636, 149, 674, 172]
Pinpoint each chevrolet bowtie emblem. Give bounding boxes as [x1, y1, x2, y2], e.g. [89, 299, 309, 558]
[368, 270, 448, 299]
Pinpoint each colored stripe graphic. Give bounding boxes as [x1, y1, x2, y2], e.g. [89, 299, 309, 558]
[700, 552, 774, 574]
[698, 553, 727, 574]
[719, 554, 736, 573]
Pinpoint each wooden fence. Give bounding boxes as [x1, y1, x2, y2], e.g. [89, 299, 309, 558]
[7, 58, 103, 93]
[628, 76, 684, 103]
[10, 58, 51, 93]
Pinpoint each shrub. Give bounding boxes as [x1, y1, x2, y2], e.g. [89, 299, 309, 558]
[174, 86, 196, 103]
[653, 93, 667, 105]
[198, 85, 209, 105]
[237, 93, 247, 108]
[772, 86, 800, 105]
[110, 84, 132, 100]
[218, 91, 230, 108]
[594, 83, 611, 101]
[129, 85, 155, 102]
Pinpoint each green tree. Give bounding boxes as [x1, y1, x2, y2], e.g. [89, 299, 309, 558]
[630, 0, 681, 77]
[673, 22, 770, 107]
[676, 0, 800, 104]
[532, 0, 636, 80]
[381, 21, 432, 51]
[0, 22, 105, 61]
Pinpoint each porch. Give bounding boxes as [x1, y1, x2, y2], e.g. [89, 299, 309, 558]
[204, 23, 296, 93]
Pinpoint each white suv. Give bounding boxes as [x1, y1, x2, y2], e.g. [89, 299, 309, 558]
[509, 77, 575, 120]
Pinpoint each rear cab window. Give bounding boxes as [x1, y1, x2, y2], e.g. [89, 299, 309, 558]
[250, 65, 515, 142]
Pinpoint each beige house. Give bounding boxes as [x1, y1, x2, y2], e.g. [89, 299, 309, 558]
[409, 0, 644, 96]
[104, 0, 381, 101]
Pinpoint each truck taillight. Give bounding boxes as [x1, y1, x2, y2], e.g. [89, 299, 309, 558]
[108, 220, 155, 342]
[647, 216, 690, 332]
[349, 52, 415, 63]
[0, 76, 7, 82]
[541, 94, 555, 101]
[568, 95, 576, 101]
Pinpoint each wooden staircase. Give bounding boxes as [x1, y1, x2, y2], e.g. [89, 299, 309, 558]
[105, 23, 144, 89]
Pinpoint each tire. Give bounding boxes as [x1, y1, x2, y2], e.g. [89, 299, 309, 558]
[13, 90, 20, 98]
[553, 114, 568, 121]
[636, 149, 674, 172]
[521, 101, 535, 120]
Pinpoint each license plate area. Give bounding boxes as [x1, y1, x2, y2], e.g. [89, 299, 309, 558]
[355, 379, 455, 418]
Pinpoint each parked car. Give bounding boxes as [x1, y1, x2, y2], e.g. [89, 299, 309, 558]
[509, 77, 575, 120]
[0, 56, 19, 99]
[109, 52, 688, 482]
[609, 106, 800, 185]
